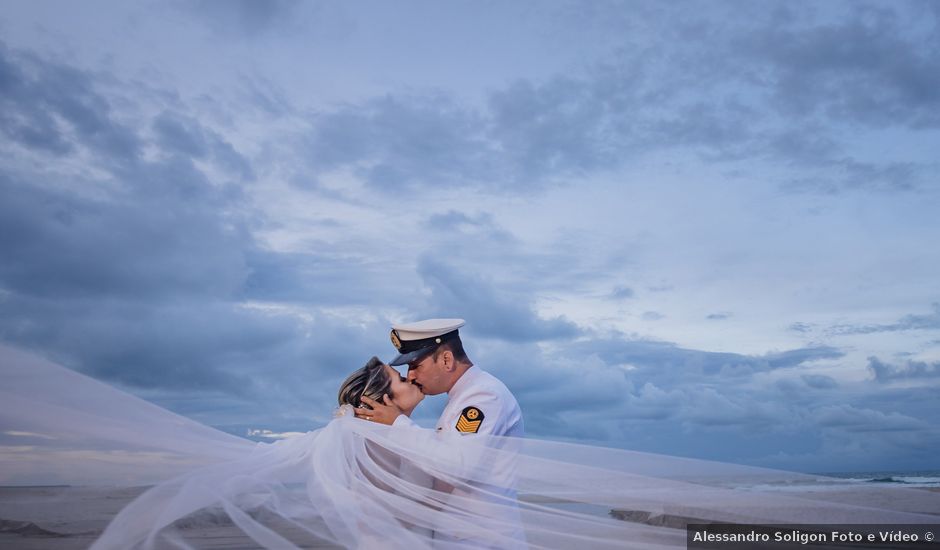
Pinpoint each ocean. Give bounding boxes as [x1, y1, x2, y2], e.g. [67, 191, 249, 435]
[818, 470, 940, 489]
[726, 469, 940, 493]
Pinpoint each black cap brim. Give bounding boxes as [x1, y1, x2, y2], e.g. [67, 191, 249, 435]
[388, 347, 435, 366]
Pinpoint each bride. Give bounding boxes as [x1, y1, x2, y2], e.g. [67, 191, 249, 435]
[2, 345, 938, 549]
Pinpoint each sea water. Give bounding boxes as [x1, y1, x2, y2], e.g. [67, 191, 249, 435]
[725, 469, 940, 493]
[818, 470, 940, 489]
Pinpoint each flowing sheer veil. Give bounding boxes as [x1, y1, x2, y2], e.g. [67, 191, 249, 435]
[1, 344, 938, 549]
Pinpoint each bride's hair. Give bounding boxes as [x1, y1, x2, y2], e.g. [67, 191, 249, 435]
[337, 356, 392, 409]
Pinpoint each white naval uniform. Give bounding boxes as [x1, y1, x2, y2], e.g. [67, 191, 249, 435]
[393, 366, 526, 548]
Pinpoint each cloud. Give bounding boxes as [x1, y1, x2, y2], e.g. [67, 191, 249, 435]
[739, 7, 940, 129]
[284, 2, 937, 195]
[485, 76, 630, 182]
[788, 322, 815, 333]
[473, 336, 814, 434]
[648, 284, 674, 293]
[868, 356, 940, 383]
[465, 331, 938, 469]
[0, 44, 396, 418]
[565, 336, 843, 382]
[609, 286, 635, 300]
[246, 428, 305, 440]
[241, 248, 413, 306]
[240, 76, 294, 118]
[813, 404, 927, 432]
[0, 42, 140, 162]
[0, 170, 248, 301]
[829, 303, 940, 335]
[183, 0, 304, 36]
[304, 94, 498, 191]
[3, 4, 939, 472]
[676, 387, 764, 427]
[424, 210, 515, 243]
[706, 312, 732, 320]
[622, 382, 681, 421]
[3, 431, 57, 440]
[801, 374, 839, 389]
[152, 111, 254, 180]
[416, 256, 581, 342]
[783, 159, 931, 194]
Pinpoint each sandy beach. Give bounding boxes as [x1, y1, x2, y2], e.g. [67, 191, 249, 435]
[2, 485, 938, 549]
[0, 486, 341, 550]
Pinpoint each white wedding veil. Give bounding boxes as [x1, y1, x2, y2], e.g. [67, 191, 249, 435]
[2, 344, 938, 549]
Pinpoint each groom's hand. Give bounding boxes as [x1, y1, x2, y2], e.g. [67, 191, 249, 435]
[355, 395, 402, 425]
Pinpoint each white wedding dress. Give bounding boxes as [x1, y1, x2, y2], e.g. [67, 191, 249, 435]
[2, 345, 938, 549]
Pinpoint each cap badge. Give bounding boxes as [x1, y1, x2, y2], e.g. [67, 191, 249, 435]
[456, 406, 484, 433]
[390, 330, 402, 350]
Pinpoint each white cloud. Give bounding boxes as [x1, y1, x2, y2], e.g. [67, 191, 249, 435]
[2, 431, 57, 440]
[246, 429, 305, 440]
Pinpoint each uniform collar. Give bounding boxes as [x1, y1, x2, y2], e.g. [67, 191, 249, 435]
[447, 365, 480, 402]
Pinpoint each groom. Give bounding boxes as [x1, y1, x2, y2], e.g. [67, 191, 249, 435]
[355, 318, 523, 438]
[356, 318, 527, 548]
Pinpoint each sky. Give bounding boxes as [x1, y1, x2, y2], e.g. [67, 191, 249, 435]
[1, 0, 939, 474]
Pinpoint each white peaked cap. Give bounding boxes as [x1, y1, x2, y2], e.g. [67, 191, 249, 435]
[388, 318, 466, 366]
[392, 318, 465, 341]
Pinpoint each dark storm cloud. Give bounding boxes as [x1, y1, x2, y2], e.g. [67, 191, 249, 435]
[0, 43, 140, 162]
[868, 356, 940, 382]
[1, 44, 252, 183]
[828, 303, 940, 335]
[0, 174, 273, 395]
[0, 100, 265, 302]
[0, 288, 392, 421]
[0, 171, 249, 300]
[0, 295, 289, 393]
[477, 334, 839, 441]
[0, 43, 370, 410]
[0, 44, 265, 301]
[0, 169, 391, 402]
[469, 329, 935, 462]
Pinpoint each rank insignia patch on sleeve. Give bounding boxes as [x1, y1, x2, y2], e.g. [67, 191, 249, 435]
[456, 406, 484, 433]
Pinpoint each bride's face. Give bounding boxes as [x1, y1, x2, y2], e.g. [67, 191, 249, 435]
[385, 364, 424, 410]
